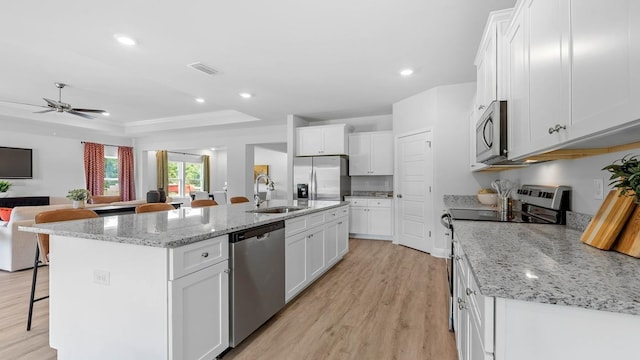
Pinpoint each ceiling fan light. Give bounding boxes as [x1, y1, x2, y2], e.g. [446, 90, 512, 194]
[115, 35, 136, 46]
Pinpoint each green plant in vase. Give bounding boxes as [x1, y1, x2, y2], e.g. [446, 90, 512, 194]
[602, 154, 640, 203]
[67, 189, 91, 208]
[0, 180, 11, 193]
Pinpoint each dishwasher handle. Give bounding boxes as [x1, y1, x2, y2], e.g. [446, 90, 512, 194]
[229, 220, 285, 243]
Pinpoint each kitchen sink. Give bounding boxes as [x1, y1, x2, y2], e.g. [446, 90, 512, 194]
[247, 206, 308, 214]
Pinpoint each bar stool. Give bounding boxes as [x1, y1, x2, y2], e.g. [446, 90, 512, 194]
[28, 208, 99, 331]
[230, 196, 250, 204]
[190, 199, 218, 208]
[135, 203, 175, 213]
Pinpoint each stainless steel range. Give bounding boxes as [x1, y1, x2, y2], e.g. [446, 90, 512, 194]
[441, 184, 571, 332]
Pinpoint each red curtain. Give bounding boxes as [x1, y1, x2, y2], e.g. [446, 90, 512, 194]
[83, 142, 104, 198]
[118, 146, 136, 201]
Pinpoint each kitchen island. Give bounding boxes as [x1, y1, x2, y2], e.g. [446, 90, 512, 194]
[20, 200, 349, 360]
[450, 210, 640, 360]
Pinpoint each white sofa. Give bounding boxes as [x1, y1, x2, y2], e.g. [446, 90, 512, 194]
[0, 199, 146, 272]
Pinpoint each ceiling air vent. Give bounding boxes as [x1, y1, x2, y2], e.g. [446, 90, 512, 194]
[187, 62, 218, 76]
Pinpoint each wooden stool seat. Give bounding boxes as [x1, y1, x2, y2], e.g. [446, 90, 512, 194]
[230, 196, 250, 204]
[135, 203, 175, 213]
[191, 199, 218, 208]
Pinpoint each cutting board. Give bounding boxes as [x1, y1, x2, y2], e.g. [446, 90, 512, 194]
[614, 206, 640, 258]
[581, 190, 636, 250]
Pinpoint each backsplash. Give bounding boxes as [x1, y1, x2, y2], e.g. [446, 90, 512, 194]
[350, 175, 393, 192]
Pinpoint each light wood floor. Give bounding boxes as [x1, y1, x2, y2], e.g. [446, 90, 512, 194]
[0, 239, 456, 360]
[225, 239, 457, 360]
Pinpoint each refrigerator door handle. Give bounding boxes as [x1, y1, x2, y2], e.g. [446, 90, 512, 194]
[309, 168, 315, 200]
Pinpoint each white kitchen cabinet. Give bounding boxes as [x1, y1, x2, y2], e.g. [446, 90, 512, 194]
[285, 205, 349, 303]
[348, 131, 394, 175]
[345, 197, 393, 240]
[474, 9, 512, 118]
[169, 261, 229, 360]
[506, 0, 640, 160]
[296, 124, 348, 156]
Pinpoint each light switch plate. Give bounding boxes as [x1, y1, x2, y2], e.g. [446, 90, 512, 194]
[593, 179, 604, 200]
[93, 269, 110, 285]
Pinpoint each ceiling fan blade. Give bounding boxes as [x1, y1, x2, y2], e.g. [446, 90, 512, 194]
[67, 110, 95, 119]
[0, 99, 49, 108]
[43, 97, 62, 108]
[70, 108, 107, 113]
[33, 109, 56, 114]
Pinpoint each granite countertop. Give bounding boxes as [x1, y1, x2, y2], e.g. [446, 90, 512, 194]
[450, 209, 640, 316]
[19, 200, 347, 248]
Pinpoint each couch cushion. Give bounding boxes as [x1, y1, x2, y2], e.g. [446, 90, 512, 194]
[10, 204, 72, 222]
[0, 208, 11, 222]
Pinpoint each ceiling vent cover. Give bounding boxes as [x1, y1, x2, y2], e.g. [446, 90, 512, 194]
[187, 62, 218, 76]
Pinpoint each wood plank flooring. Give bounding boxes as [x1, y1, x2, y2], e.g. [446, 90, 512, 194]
[0, 239, 456, 360]
[224, 239, 457, 360]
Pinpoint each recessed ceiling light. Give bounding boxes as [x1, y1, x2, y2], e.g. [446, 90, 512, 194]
[239, 92, 253, 99]
[195, 98, 205, 103]
[400, 68, 414, 76]
[114, 34, 136, 46]
[102, 112, 110, 116]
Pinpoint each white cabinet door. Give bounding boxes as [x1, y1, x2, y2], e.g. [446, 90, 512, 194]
[324, 220, 339, 266]
[285, 232, 307, 301]
[470, 316, 493, 360]
[568, 0, 640, 139]
[297, 127, 325, 156]
[348, 133, 371, 175]
[506, 5, 531, 160]
[455, 261, 469, 360]
[306, 227, 325, 281]
[527, 0, 571, 151]
[368, 207, 392, 236]
[349, 207, 368, 234]
[337, 216, 349, 256]
[169, 261, 229, 360]
[370, 132, 394, 175]
[322, 125, 347, 155]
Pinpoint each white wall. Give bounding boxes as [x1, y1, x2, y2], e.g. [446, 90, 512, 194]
[318, 114, 393, 132]
[255, 145, 287, 199]
[211, 149, 227, 192]
[393, 82, 494, 256]
[0, 128, 132, 199]
[501, 150, 633, 215]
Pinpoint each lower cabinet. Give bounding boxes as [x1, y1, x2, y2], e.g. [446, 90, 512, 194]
[345, 197, 393, 240]
[169, 261, 229, 360]
[285, 206, 349, 303]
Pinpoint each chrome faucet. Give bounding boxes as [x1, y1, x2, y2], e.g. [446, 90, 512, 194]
[254, 174, 275, 207]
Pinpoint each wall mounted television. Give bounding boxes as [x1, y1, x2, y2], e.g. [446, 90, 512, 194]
[0, 146, 33, 179]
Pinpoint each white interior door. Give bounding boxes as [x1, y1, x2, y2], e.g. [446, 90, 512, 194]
[396, 131, 434, 253]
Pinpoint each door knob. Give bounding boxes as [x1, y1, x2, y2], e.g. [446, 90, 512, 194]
[397, 194, 403, 198]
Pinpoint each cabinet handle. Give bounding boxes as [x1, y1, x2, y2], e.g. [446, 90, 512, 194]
[466, 288, 476, 296]
[458, 303, 465, 310]
[478, 105, 486, 110]
[309, 234, 314, 238]
[201, 252, 209, 258]
[457, 297, 463, 304]
[455, 255, 461, 261]
[397, 194, 403, 198]
[338, 221, 343, 225]
[224, 269, 230, 274]
[548, 124, 567, 134]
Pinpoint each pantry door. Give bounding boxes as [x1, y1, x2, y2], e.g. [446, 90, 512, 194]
[395, 130, 434, 253]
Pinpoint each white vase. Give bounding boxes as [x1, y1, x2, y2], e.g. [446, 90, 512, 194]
[0, 192, 8, 198]
[73, 200, 85, 209]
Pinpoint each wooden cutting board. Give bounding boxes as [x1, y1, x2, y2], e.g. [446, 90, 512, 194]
[614, 206, 640, 258]
[581, 189, 636, 250]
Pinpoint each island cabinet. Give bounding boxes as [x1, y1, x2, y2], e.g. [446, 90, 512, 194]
[348, 131, 394, 176]
[296, 124, 348, 156]
[284, 205, 349, 302]
[49, 234, 229, 360]
[506, 0, 640, 160]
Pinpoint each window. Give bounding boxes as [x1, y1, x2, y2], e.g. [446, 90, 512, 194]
[104, 146, 119, 195]
[168, 160, 203, 197]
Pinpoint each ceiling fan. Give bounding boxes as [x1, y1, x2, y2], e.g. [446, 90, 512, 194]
[0, 82, 107, 119]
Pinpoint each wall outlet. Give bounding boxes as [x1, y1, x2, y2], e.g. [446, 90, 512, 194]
[93, 269, 110, 285]
[593, 179, 604, 200]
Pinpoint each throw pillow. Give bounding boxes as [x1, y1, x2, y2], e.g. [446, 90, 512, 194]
[0, 207, 12, 222]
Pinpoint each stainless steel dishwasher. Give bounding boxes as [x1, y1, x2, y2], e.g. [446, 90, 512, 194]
[229, 220, 285, 347]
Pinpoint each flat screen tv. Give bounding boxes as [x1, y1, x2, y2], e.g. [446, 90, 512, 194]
[0, 146, 33, 179]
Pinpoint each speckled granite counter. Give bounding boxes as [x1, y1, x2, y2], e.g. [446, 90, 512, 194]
[19, 200, 346, 248]
[453, 220, 640, 316]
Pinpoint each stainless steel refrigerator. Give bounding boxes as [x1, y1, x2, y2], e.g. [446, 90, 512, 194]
[293, 156, 350, 201]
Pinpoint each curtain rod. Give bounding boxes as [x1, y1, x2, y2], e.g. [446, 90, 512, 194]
[167, 150, 203, 157]
[80, 141, 129, 148]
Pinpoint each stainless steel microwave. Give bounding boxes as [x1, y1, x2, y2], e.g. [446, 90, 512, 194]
[476, 100, 508, 164]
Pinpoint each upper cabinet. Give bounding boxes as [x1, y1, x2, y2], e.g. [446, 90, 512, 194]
[474, 9, 513, 120]
[506, 0, 640, 160]
[348, 131, 394, 176]
[296, 124, 348, 156]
